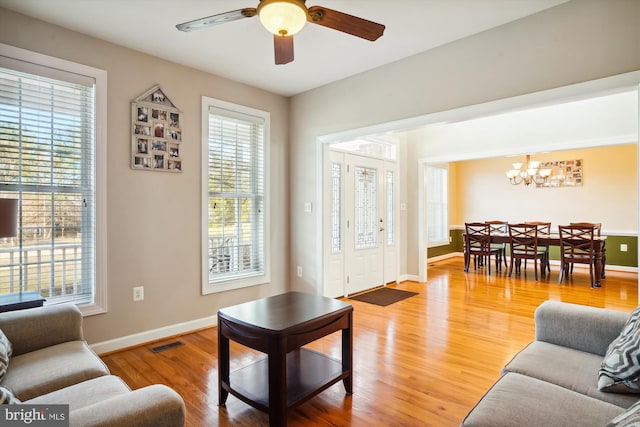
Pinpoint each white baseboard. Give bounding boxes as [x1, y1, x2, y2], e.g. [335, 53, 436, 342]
[399, 274, 420, 282]
[427, 252, 463, 263]
[91, 314, 217, 355]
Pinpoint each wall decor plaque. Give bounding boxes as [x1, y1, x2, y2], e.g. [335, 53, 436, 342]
[131, 85, 182, 172]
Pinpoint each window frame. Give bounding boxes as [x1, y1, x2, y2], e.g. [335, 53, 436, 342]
[0, 43, 107, 316]
[426, 163, 449, 248]
[201, 96, 270, 294]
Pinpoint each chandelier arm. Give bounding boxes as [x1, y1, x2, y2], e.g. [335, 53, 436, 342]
[509, 175, 523, 185]
[532, 174, 548, 185]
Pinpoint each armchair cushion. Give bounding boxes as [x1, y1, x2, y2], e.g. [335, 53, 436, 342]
[2, 340, 109, 401]
[27, 375, 186, 427]
[0, 304, 83, 356]
[599, 306, 640, 393]
[0, 329, 12, 381]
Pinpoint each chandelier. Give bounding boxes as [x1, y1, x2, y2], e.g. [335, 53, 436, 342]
[506, 154, 552, 186]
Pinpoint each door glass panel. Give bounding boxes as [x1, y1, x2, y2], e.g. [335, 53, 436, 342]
[331, 162, 342, 253]
[386, 170, 394, 245]
[354, 166, 377, 249]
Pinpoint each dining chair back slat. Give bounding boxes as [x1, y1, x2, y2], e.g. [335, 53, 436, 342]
[508, 223, 546, 281]
[525, 221, 552, 273]
[485, 220, 508, 269]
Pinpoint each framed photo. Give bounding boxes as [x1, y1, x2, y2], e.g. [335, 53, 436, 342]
[133, 156, 151, 169]
[131, 85, 182, 173]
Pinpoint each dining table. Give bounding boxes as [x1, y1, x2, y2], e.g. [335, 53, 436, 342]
[463, 232, 607, 287]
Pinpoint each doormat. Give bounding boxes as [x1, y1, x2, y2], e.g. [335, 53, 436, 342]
[349, 287, 418, 307]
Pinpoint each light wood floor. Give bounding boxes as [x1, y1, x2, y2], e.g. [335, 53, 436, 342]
[101, 257, 638, 426]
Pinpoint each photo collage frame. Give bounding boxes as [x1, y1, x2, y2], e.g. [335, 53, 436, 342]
[131, 85, 183, 172]
[536, 159, 583, 188]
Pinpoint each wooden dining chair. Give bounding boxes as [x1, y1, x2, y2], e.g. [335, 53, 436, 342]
[525, 221, 552, 274]
[569, 222, 602, 274]
[486, 220, 509, 269]
[508, 223, 546, 281]
[464, 222, 502, 275]
[558, 224, 597, 287]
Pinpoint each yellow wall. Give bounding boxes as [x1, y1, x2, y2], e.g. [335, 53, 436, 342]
[452, 145, 638, 233]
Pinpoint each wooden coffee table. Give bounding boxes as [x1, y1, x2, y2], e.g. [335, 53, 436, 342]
[218, 291, 353, 427]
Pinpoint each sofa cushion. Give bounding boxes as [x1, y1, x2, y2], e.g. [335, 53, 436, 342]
[462, 372, 625, 427]
[503, 341, 639, 408]
[599, 306, 640, 393]
[608, 400, 640, 426]
[2, 340, 110, 401]
[0, 385, 20, 404]
[0, 328, 12, 381]
[26, 375, 130, 409]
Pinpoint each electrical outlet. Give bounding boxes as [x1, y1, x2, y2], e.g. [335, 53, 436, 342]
[297, 266, 303, 277]
[620, 244, 628, 252]
[133, 286, 144, 302]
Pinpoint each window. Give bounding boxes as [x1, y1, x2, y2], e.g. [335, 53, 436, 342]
[331, 162, 342, 253]
[386, 170, 395, 245]
[201, 97, 269, 294]
[0, 44, 107, 314]
[426, 164, 449, 247]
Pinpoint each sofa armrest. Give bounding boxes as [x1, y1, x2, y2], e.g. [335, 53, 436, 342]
[534, 300, 630, 356]
[0, 304, 83, 356]
[69, 385, 186, 427]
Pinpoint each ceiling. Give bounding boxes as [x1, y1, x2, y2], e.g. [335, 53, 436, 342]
[0, 0, 568, 97]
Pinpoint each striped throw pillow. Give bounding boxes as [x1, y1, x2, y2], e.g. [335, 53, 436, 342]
[599, 306, 640, 393]
[0, 386, 20, 404]
[0, 329, 12, 382]
[607, 400, 640, 426]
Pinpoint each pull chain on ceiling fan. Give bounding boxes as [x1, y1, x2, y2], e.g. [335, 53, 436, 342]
[176, 0, 385, 65]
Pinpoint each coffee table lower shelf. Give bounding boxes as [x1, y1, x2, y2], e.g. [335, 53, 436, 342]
[224, 348, 348, 412]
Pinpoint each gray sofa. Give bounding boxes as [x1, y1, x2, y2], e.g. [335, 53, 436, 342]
[0, 303, 185, 427]
[463, 300, 639, 427]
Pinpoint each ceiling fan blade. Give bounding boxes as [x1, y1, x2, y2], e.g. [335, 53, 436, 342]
[176, 8, 257, 32]
[274, 35, 294, 65]
[307, 6, 385, 41]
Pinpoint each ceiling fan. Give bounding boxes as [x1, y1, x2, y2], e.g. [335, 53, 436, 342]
[176, 0, 385, 65]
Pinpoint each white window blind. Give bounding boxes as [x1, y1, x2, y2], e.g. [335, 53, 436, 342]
[203, 100, 268, 292]
[0, 65, 96, 306]
[426, 164, 449, 246]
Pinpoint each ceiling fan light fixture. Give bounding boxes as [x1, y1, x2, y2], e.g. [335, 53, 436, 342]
[258, 0, 308, 36]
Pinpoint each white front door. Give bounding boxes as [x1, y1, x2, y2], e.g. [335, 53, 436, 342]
[323, 149, 398, 297]
[345, 154, 385, 294]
